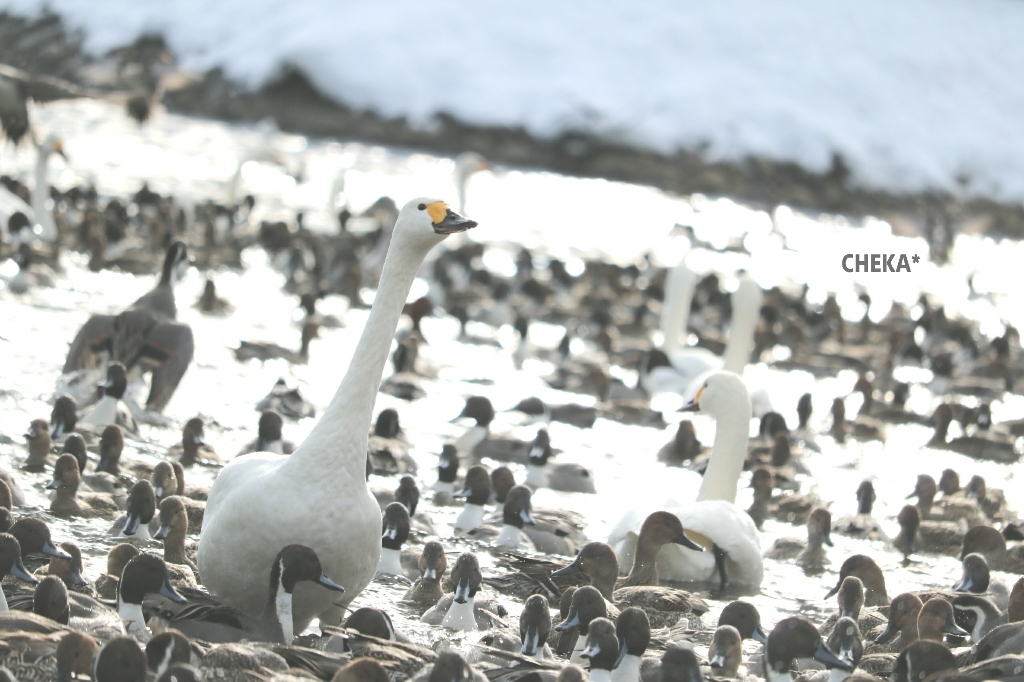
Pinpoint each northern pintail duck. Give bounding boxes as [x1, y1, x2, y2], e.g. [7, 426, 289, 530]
[765, 617, 851, 682]
[960, 525, 1024, 573]
[832, 480, 884, 541]
[824, 617, 866, 682]
[367, 409, 416, 475]
[235, 319, 320, 365]
[377, 502, 412, 577]
[610, 373, 763, 589]
[908, 474, 985, 527]
[900, 502, 965, 557]
[166, 417, 219, 466]
[509, 397, 598, 430]
[48, 395, 98, 447]
[611, 608, 650, 682]
[146, 629, 199, 676]
[951, 593, 1005, 643]
[94, 637, 148, 682]
[117, 554, 187, 635]
[411, 651, 488, 682]
[154, 496, 199, 576]
[24, 418, 55, 472]
[657, 421, 703, 467]
[466, 485, 537, 551]
[708, 625, 745, 679]
[60, 433, 128, 504]
[62, 241, 194, 413]
[432, 444, 460, 505]
[47, 454, 122, 519]
[888, 641, 956, 682]
[95, 543, 141, 600]
[0, 533, 40, 610]
[420, 552, 506, 632]
[112, 480, 157, 541]
[829, 398, 884, 444]
[453, 466, 491, 532]
[151, 462, 206, 525]
[195, 277, 233, 314]
[236, 410, 295, 455]
[156, 545, 343, 644]
[954, 552, 1009, 611]
[489, 468, 586, 555]
[553, 536, 707, 630]
[402, 541, 447, 607]
[871, 595, 968, 653]
[256, 378, 315, 420]
[580, 617, 619, 682]
[9, 518, 73, 572]
[928, 403, 1020, 463]
[963, 475, 1010, 521]
[79, 362, 138, 434]
[718, 600, 768, 644]
[825, 555, 889, 607]
[764, 507, 832, 574]
[746, 467, 773, 530]
[520, 594, 554, 658]
[35, 541, 90, 593]
[659, 646, 706, 682]
[820, 577, 887, 639]
[523, 429, 595, 494]
[553, 585, 609, 664]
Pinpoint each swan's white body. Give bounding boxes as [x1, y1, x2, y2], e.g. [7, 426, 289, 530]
[609, 372, 763, 588]
[199, 198, 473, 630]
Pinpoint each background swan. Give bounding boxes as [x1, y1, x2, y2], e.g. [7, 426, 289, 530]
[659, 259, 697, 355]
[198, 197, 477, 631]
[642, 274, 763, 399]
[609, 372, 763, 588]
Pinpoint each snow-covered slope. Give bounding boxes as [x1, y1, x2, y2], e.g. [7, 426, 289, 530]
[6, 0, 1024, 197]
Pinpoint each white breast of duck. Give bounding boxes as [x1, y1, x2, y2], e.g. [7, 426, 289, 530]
[377, 502, 410, 577]
[80, 363, 136, 433]
[117, 554, 186, 635]
[199, 199, 476, 629]
[454, 465, 491, 532]
[440, 553, 484, 632]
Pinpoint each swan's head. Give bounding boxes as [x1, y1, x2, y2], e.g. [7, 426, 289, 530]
[39, 135, 67, 160]
[680, 372, 750, 419]
[396, 197, 476, 248]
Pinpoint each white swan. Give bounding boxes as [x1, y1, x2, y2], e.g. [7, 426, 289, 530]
[454, 152, 490, 214]
[198, 198, 477, 630]
[608, 372, 763, 589]
[32, 135, 65, 242]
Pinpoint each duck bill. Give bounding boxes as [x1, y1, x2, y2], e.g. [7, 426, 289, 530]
[11, 555, 38, 584]
[825, 582, 842, 600]
[159, 578, 187, 604]
[45, 478, 60, 490]
[821, 531, 834, 547]
[942, 622, 969, 637]
[432, 209, 477, 235]
[709, 653, 726, 669]
[44, 539, 73, 560]
[422, 567, 438, 581]
[153, 522, 172, 540]
[813, 643, 852, 671]
[153, 485, 164, 498]
[520, 507, 536, 526]
[615, 642, 630, 669]
[382, 523, 398, 540]
[673, 532, 705, 552]
[554, 608, 580, 632]
[123, 512, 142, 536]
[51, 421, 64, 439]
[752, 625, 768, 645]
[69, 566, 88, 587]
[453, 576, 472, 604]
[873, 623, 897, 644]
[953, 574, 973, 592]
[453, 487, 472, 500]
[316, 572, 346, 592]
[580, 643, 600, 660]
[551, 558, 583, 577]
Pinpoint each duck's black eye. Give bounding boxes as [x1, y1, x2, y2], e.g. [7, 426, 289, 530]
[417, 203, 426, 211]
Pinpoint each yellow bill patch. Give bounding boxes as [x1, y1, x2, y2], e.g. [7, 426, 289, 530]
[426, 201, 449, 225]
[53, 140, 63, 153]
[693, 384, 706, 405]
[684, 529, 713, 550]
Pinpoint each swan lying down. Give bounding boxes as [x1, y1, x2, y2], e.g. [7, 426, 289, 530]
[608, 372, 763, 590]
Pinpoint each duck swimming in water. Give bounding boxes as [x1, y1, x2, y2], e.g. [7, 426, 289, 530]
[199, 198, 476, 629]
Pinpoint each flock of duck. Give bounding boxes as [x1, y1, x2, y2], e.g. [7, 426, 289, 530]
[3, 81, 1024, 682]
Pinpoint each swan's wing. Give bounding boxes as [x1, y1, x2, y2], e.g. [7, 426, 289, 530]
[672, 500, 764, 587]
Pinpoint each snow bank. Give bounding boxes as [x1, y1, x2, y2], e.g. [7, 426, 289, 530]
[6, 0, 1024, 198]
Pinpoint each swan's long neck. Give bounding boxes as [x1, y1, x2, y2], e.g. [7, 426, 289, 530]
[661, 261, 696, 355]
[286, 236, 430, 480]
[722, 279, 763, 374]
[33, 149, 56, 240]
[696, 394, 752, 503]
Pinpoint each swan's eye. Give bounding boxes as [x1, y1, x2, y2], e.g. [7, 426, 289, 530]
[417, 203, 426, 211]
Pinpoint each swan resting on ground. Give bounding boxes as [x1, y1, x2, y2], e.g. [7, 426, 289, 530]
[198, 198, 477, 630]
[609, 371, 763, 589]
